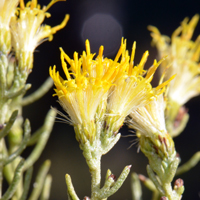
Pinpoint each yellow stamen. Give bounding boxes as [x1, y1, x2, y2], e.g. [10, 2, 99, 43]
[50, 14, 70, 38]
[20, 0, 25, 9]
[43, 0, 66, 12]
[60, 49, 71, 80]
[30, 0, 37, 9]
[85, 39, 91, 55]
[156, 74, 176, 91]
[96, 46, 104, 78]
[128, 41, 136, 76]
[137, 51, 149, 75]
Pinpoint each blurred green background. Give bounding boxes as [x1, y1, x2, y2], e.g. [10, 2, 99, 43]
[23, 0, 200, 199]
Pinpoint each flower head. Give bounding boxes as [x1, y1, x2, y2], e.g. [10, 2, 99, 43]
[10, 0, 69, 70]
[50, 39, 118, 142]
[148, 14, 200, 106]
[127, 73, 177, 191]
[105, 41, 171, 135]
[50, 38, 170, 143]
[129, 94, 167, 138]
[0, 0, 19, 29]
[127, 68, 175, 138]
[0, 0, 19, 53]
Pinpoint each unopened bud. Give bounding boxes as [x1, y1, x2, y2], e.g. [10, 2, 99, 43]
[0, 124, 4, 130]
[174, 178, 184, 189]
[176, 152, 180, 158]
[83, 196, 90, 200]
[174, 106, 188, 128]
[109, 174, 116, 181]
[127, 165, 132, 169]
[138, 174, 146, 182]
[160, 197, 168, 200]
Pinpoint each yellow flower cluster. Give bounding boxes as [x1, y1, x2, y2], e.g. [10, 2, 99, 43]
[10, 0, 69, 70]
[0, 0, 19, 53]
[148, 14, 200, 106]
[0, 0, 19, 29]
[50, 39, 172, 143]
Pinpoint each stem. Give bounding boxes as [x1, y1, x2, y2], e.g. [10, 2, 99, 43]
[0, 110, 18, 140]
[131, 173, 142, 200]
[65, 174, 80, 200]
[21, 77, 53, 106]
[28, 160, 51, 200]
[24, 109, 56, 170]
[151, 190, 160, 200]
[176, 151, 200, 176]
[1, 159, 24, 200]
[19, 167, 33, 200]
[0, 53, 8, 126]
[91, 156, 101, 200]
[163, 183, 173, 200]
[40, 174, 52, 200]
[98, 165, 131, 199]
[0, 139, 4, 198]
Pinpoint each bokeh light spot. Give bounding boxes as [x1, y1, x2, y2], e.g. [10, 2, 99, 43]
[81, 13, 122, 57]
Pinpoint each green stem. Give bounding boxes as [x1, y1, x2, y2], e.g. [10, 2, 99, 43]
[131, 173, 142, 200]
[65, 174, 80, 200]
[0, 110, 18, 140]
[91, 156, 101, 200]
[40, 175, 52, 200]
[98, 165, 131, 199]
[163, 183, 173, 200]
[28, 160, 51, 200]
[24, 109, 56, 170]
[0, 139, 4, 198]
[5, 119, 31, 165]
[1, 159, 24, 200]
[6, 84, 31, 99]
[147, 165, 165, 196]
[22, 77, 53, 106]
[176, 151, 200, 175]
[19, 167, 33, 200]
[151, 190, 160, 200]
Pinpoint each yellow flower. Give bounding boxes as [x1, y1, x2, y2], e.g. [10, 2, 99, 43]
[128, 93, 167, 138]
[50, 38, 170, 143]
[50, 39, 119, 142]
[0, 0, 19, 29]
[0, 0, 19, 53]
[127, 74, 178, 197]
[127, 68, 175, 138]
[148, 14, 200, 106]
[10, 0, 69, 70]
[105, 41, 170, 135]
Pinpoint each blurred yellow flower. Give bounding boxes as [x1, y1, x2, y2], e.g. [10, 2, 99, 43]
[148, 14, 200, 106]
[0, 0, 19, 53]
[0, 0, 19, 29]
[10, 0, 69, 70]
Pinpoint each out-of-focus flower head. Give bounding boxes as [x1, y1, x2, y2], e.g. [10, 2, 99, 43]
[10, 0, 69, 71]
[0, 0, 19, 53]
[0, 0, 19, 29]
[148, 14, 200, 106]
